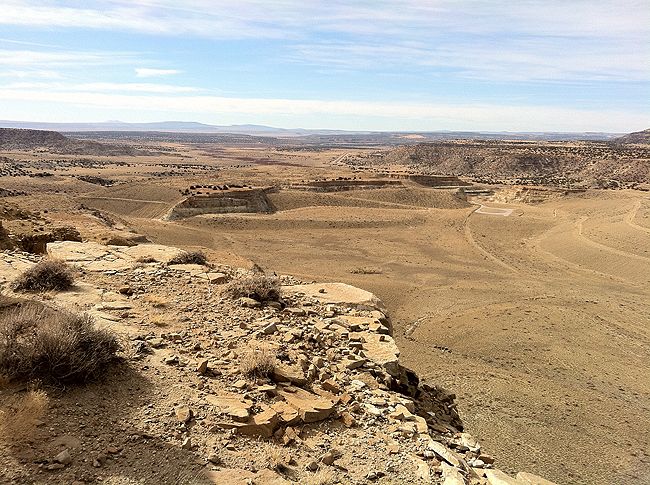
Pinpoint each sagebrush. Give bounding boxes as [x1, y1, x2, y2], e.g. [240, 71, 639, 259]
[168, 250, 208, 266]
[0, 303, 121, 384]
[13, 259, 74, 292]
[239, 348, 276, 378]
[224, 274, 281, 302]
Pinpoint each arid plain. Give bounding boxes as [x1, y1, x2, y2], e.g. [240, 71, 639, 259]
[1, 133, 649, 484]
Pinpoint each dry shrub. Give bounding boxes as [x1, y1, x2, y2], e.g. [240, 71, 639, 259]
[240, 347, 276, 379]
[168, 250, 208, 266]
[261, 441, 289, 472]
[350, 267, 383, 275]
[0, 389, 48, 442]
[13, 259, 74, 292]
[150, 313, 169, 327]
[224, 274, 281, 303]
[144, 295, 168, 308]
[303, 469, 337, 485]
[0, 303, 121, 384]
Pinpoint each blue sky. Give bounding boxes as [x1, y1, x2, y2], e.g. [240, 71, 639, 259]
[0, 1, 648, 132]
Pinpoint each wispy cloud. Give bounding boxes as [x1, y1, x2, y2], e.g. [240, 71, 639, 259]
[135, 68, 181, 78]
[2, 81, 199, 93]
[1, 1, 648, 83]
[0, 49, 135, 67]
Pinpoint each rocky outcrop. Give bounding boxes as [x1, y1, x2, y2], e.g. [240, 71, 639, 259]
[0, 242, 558, 484]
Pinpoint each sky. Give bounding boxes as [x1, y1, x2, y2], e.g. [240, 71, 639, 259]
[0, 0, 648, 132]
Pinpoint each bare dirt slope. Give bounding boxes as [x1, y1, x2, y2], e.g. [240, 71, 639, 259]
[124, 189, 650, 485]
[2, 139, 649, 484]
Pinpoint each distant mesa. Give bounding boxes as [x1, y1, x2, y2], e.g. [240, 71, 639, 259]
[613, 128, 650, 145]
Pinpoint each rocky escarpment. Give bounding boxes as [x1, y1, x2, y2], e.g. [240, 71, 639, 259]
[0, 242, 556, 484]
[357, 140, 650, 187]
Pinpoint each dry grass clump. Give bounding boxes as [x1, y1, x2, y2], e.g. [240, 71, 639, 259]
[350, 267, 383, 275]
[224, 274, 281, 302]
[150, 313, 169, 327]
[168, 250, 208, 266]
[260, 441, 289, 472]
[0, 389, 48, 442]
[303, 469, 337, 485]
[13, 259, 74, 292]
[239, 348, 276, 379]
[144, 294, 168, 308]
[0, 303, 121, 384]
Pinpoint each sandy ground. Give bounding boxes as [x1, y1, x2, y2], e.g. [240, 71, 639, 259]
[2, 144, 649, 484]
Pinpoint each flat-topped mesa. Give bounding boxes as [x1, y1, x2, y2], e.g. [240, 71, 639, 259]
[168, 186, 276, 219]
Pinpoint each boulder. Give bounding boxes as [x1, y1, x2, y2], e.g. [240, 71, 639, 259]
[279, 388, 336, 423]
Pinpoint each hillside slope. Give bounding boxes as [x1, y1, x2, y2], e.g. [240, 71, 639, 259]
[0, 128, 147, 156]
[614, 128, 650, 145]
[374, 140, 650, 186]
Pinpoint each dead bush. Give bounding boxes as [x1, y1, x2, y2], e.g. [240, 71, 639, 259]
[0, 389, 48, 442]
[239, 348, 276, 379]
[303, 469, 337, 485]
[0, 303, 121, 384]
[168, 250, 208, 266]
[13, 259, 74, 292]
[224, 274, 281, 303]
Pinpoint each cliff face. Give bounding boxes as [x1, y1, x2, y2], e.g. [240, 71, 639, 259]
[0, 241, 558, 484]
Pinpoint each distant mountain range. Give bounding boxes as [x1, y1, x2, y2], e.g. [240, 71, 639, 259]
[0, 120, 624, 141]
[0, 120, 353, 137]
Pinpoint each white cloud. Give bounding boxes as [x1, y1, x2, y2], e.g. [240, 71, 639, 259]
[0, 49, 135, 67]
[0, 86, 645, 132]
[1, 81, 198, 93]
[135, 68, 181, 78]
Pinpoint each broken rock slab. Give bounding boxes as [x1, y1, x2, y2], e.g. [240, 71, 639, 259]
[0, 253, 35, 285]
[483, 469, 529, 485]
[46, 241, 184, 271]
[279, 387, 336, 423]
[516, 471, 559, 485]
[205, 394, 252, 422]
[283, 282, 385, 311]
[354, 332, 400, 377]
[216, 408, 279, 438]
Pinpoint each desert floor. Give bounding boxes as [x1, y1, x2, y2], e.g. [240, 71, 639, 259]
[2, 145, 649, 484]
